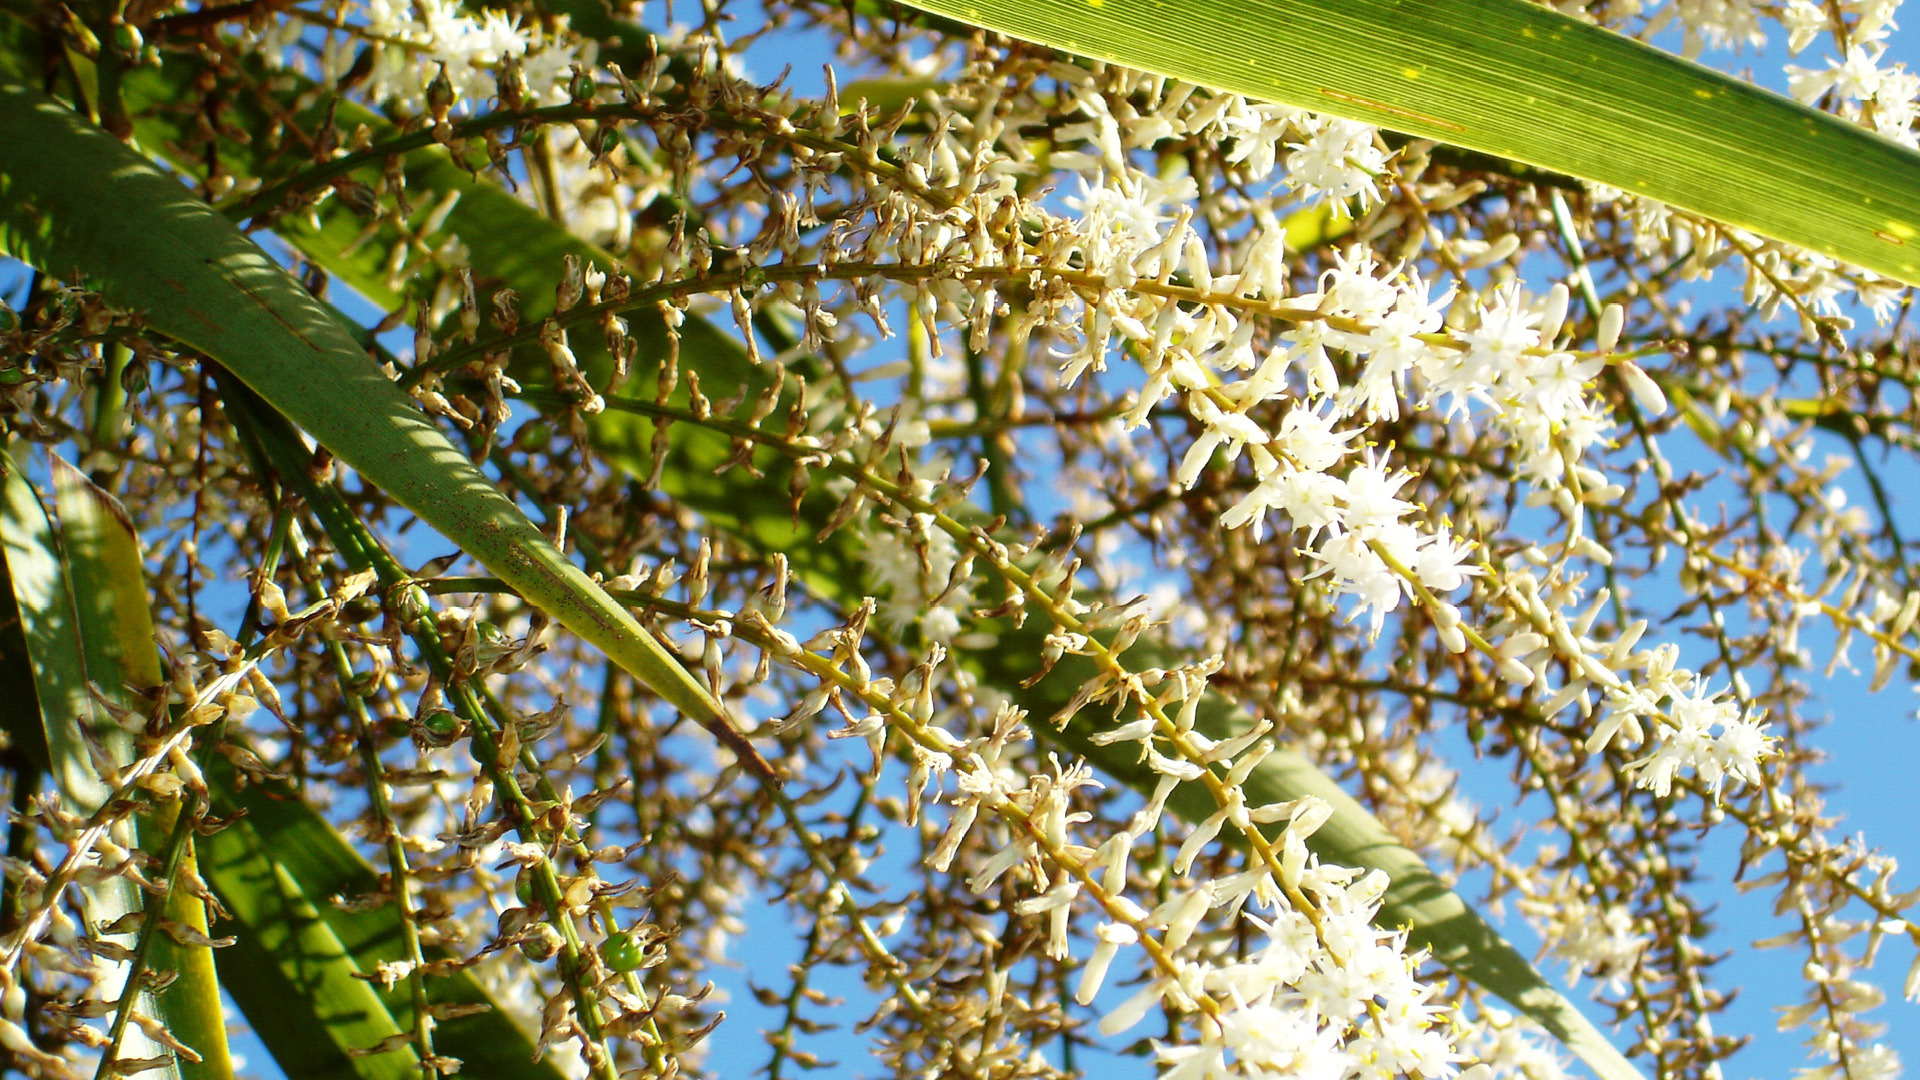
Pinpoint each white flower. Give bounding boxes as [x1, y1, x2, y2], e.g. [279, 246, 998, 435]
[1281, 320, 1344, 398]
[1346, 272, 1451, 421]
[1213, 1003, 1351, 1080]
[1340, 456, 1414, 532]
[1176, 396, 1270, 489]
[1287, 118, 1389, 208]
[1271, 469, 1350, 539]
[1628, 685, 1773, 798]
[1532, 899, 1647, 991]
[1788, 45, 1887, 104]
[1429, 283, 1540, 418]
[1321, 246, 1399, 322]
[1272, 406, 1358, 473]
[1510, 350, 1604, 425]
[1216, 102, 1299, 180]
[1411, 531, 1481, 594]
[1780, 0, 1827, 52]
[1306, 530, 1403, 635]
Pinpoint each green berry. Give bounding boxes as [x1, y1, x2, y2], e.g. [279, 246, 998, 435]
[602, 930, 644, 972]
[111, 21, 143, 55]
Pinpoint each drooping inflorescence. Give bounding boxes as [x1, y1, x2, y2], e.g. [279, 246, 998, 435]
[0, 0, 1916, 1079]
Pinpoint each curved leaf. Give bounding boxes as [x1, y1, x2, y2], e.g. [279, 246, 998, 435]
[50, 459, 235, 1080]
[200, 762, 565, 1080]
[0, 79, 770, 780]
[0, 454, 235, 1080]
[0, 455, 177, 1078]
[198, 813, 420, 1080]
[897, 0, 1920, 285]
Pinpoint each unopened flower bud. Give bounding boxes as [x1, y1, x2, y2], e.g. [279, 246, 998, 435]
[1619, 360, 1668, 415]
[1076, 922, 1138, 1005]
[1597, 302, 1625, 351]
[1496, 655, 1536, 687]
[1537, 283, 1570, 343]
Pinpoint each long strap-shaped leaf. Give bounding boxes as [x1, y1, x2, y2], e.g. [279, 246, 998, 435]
[47, 459, 235, 1080]
[0, 456, 179, 1078]
[0, 455, 235, 1080]
[197, 812, 421, 1080]
[197, 759, 567, 1080]
[0, 81, 772, 781]
[899, 0, 1920, 286]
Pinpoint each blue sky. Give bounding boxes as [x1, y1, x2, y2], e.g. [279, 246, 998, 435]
[6, 2, 1920, 1077]
[684, 10, 1920, 1080]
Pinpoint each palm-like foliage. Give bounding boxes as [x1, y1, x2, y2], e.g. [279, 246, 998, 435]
[0, 0, 1916, 1078]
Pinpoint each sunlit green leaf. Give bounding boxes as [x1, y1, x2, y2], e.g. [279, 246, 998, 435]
[0, 454, 234, 1080]
[896, 0, 1920, 286]
[198, 812, 419, 1080]
[200, 760, 566, 1080]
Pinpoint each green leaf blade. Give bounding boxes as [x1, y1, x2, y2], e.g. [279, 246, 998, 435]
[898, 0, 1920, 284]
[0, 79, 768, 779]
[199, 814, 419, 1080]
[47, 458, 237, 1080]
[0, 454, 170, 1076]
[203, 765, 566, 1080]
[0, 454, 237, 1080]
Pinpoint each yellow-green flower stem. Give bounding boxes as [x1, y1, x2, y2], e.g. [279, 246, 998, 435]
[1591, 377, 1792, 1049]
[407, 250, 1663, 393]
[1419, 370, 1788, 1070]
[1644, 373, 1920, 669]
[1347, 458, 1734, 1080]
[324, 608, 442, 1075]
[257, 494, 442, 1077]
[471, 448, 1000, 1080]
[506, 386, 1449, 1034]
[322, 550, 623, 1073]
[93, 807, 198, 1080]
[1697, 548, 1920, 667]
[222, 390, 630, 1079]
[226, 97, 959, 230]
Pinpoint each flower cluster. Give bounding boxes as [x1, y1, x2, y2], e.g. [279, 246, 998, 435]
[244, 0, 583, 112]
[16, 1, 1917, 1080]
